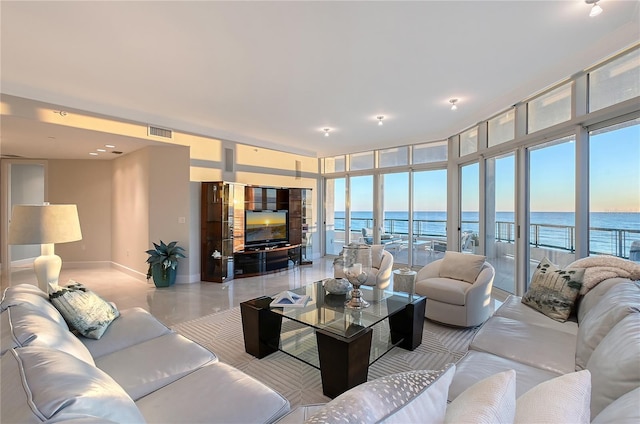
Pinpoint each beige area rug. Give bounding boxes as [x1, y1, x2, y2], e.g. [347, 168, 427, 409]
[172, 307, 479, 409]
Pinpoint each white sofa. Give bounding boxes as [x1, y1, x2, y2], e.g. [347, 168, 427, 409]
[277, 273, 639, 423]
[0, 284, 290, 423]
[448, 275, 640, 422]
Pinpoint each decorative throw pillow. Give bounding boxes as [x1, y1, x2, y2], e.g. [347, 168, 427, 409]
[521, 258, 584, 322]
[514, 370, 591, 424]
[445, 369, 516, 424]
[49, 281, 119, 339]
[439, 251, 487, 283]
[305, 364, 455, 423]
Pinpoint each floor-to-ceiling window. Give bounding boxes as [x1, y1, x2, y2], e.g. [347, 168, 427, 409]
[528, 135, 577, 274]
[324, 177, 345, 255]
[349, 175, 373, 246]
[589, 118, 640, 259]
[461, 162, 480, 253]
[381, 172, 409, 264]
[412, 169, 447, 267]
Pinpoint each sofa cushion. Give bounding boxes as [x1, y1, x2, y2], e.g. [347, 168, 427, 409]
[591, 386, 640, 424]
[1, 285, 68, 328]
[521, 257, 584, 322]
[445, 369, 516, 424]
[577, 277, 628, 323]
[81, 306, 172, 359]
[305, 364, 455, 424]
[1, 306, 95, 365]
[493, 295, 578, 335]
[136, 362, 290, 424]
[514, 370, 591, 424]
[448, 351, 561, 401]
[469, 316, 577, 374]
[95, 332, 217, 400]
[587, 313, 640, 418]
[439, 251, 486, 283]
[575, 281, 640, 370]
[50, 281, 120, 339]
[0, 346, 144, 424]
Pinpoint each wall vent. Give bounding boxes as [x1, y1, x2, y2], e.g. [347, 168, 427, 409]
[148, 125, 173, 139]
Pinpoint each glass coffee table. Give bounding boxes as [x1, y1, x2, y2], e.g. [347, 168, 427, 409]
[240, 280, 426, 398]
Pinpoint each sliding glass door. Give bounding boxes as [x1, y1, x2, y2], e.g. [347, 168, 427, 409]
[381, 172, 409, 264]
[485, 153, 516, 293]
[349, 175, 374, 246]
[528, 135, 576, 275]
[461, 162, 480, 253]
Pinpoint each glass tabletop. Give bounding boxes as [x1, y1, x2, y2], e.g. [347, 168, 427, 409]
[268, 279, 424, 339]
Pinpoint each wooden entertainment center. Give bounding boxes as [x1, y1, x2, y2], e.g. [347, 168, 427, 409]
[200, 182, 312, 283]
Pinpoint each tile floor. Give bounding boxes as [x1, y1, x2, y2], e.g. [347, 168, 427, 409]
[3, 257, 506, 327]
[3, 259, 336, 327]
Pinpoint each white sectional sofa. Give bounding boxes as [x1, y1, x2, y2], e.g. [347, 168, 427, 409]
[0, 284, 290, 423]
[277, 274, 639, 423]
[448, 276, 640, 422]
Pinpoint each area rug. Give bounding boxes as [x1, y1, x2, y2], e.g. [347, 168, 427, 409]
[172, 307, 479, 408]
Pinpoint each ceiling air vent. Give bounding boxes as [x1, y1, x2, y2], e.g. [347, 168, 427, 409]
[148, 125, 173, 139]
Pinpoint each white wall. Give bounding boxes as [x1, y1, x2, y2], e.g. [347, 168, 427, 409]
[48, 160, 112, 263]
[10, 163, 44, 261]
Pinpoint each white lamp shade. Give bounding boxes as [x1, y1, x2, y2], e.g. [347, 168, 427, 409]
[9, 204, 82, 245]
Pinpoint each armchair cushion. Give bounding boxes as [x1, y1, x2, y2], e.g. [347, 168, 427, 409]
[419, 277, 470, 306]
[439, 251, 487, 283]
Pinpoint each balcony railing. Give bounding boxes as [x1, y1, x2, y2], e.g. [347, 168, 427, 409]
[333, 218, 640, 259]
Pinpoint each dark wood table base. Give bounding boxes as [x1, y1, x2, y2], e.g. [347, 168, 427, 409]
[240, 295, 427, 398]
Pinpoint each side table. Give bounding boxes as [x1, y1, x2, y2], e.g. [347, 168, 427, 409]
[393, 269, 417, 295]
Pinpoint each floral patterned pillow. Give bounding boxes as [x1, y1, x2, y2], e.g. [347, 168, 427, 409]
[522, 258, 584, 322]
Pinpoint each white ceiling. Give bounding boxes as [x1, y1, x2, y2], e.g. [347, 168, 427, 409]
[1, 1, 639, 160]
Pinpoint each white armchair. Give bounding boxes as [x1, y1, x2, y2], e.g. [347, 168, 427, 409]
[415, 252, 495, 327]
[333, 244, 393, 290]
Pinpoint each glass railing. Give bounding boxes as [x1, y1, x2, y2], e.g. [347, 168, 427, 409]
[333, 217, 640, 259]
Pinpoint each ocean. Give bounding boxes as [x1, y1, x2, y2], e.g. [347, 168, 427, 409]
[333, 211, 640, 258]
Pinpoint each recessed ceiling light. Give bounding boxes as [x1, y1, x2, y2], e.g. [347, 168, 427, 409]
[97, 148, 106, 152]
[377, 116, 384, 126]
[323, 128, 330, 137]
[449, 99, 459, 111]
[105, 144, 115, 148]
[89, 152, 98, 156]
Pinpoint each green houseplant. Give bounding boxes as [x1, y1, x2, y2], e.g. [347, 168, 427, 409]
[145, 240, 186, 288]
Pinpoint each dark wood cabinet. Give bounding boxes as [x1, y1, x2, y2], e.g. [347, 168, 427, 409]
[200, 182, 244, 282]
[201, 182, 310, 282]
[234, 244, 301, 278]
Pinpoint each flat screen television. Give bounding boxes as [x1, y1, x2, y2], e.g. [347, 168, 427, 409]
[245, 210, 288, 246]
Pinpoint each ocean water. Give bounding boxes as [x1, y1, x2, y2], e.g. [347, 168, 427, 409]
[334, 211, 640, 258]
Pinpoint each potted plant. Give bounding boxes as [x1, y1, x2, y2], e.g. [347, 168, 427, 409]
[145, 240, 186, 287]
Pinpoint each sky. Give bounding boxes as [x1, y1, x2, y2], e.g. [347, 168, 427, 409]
[332, 120, 639, 214]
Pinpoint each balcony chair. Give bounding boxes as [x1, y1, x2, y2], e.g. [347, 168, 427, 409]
[415, 251, 495, 327]
[361, 228, 400, 246]
[333, 243, 394, 290]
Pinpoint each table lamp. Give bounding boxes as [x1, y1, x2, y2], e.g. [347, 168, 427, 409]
[8, 204, 82, 292]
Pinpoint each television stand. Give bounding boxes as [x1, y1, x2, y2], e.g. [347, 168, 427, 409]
[234, 244, 301, 278]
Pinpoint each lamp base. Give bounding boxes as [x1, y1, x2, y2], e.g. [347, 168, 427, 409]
[33, 253, 62, 293]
